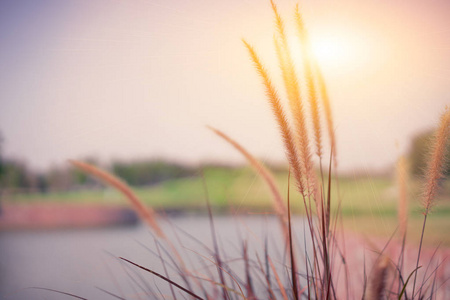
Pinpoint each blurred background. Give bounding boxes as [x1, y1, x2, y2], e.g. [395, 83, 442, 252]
[0, 0, 449, 298]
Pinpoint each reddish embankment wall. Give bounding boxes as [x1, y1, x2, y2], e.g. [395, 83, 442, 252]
[0, 203, 138, 230]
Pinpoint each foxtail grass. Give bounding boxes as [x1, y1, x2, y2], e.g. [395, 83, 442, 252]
[396, 155, 409, 295]
[69, 160, 199, 294]
[62, 2, 450, 300]
[422, 107, 450, 213]
[242, 39, 305, 198]
[207, 126, 289, 239]
[412, 107, 450, 297]
[397, 156, 409, 239]
[366, 255, 391, 300]
[294, 4, 322, 160]
[270, 0, 315, 198]
[313, 62, 337, 168]
[69, 160, 165, 239]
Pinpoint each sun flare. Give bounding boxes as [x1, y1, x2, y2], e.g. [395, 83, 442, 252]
[290, 30, 369, 72]
[310, 35, 354, 66]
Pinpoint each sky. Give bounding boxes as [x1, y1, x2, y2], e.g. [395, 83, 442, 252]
[0, 0, 449, 173]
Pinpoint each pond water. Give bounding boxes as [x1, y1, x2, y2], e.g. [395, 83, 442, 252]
[0, 215, 309, 300]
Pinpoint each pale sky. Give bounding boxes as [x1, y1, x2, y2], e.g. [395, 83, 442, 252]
[1, 0, 449, 173]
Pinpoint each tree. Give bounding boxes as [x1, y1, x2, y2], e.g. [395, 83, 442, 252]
[112, 159, 194, 186]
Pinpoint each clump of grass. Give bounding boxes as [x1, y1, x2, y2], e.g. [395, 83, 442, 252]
[54, 2, 449, 300]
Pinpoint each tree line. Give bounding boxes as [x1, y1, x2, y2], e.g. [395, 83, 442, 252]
[0, 157, 197, 194]
[0, 129, 447, 194]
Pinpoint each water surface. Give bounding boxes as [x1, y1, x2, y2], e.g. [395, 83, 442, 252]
[0, 215, 308, 299]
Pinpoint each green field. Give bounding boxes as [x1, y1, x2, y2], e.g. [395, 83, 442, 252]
[6, 167, 450, 245]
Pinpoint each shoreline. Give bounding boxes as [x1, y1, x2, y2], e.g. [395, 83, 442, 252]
[0, 203, 139, 231]
[0, 202, 277, 231]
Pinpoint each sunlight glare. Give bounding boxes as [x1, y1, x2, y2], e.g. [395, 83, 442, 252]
[289, 29, 370, 73]
[311, 35, 354, 67]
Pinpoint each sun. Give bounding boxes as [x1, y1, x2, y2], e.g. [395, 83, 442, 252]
[289, 29, 370, 72]
[310, 35, 353, 66]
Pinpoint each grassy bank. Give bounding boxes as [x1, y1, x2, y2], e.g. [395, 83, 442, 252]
[5, 166, 450, 245]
